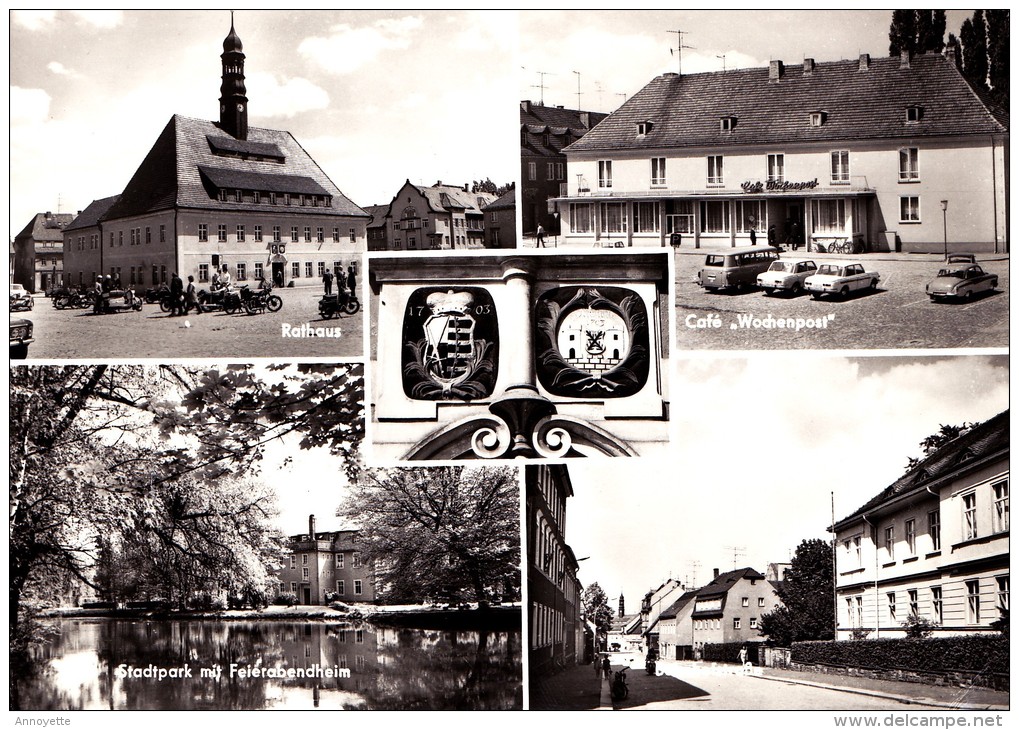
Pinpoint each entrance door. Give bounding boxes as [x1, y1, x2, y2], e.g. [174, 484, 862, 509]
[786, 203, 804, 247]
[302, 587, 311, 605]
[272, 262, 285, 288]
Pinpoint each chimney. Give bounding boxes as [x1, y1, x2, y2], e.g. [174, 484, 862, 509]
[803, 58, 814, 75]
[900, 50, 912, 69]
[859, 53, 870, 71]
[713, 567, 720, 579]
[769, 60, 784, 81]
[579, 111, 591, 128]
[309, 514, 316, 537]
[45, 211, 52, 219]
[943, 41, 960, 68]
[520, 100, 531, 114]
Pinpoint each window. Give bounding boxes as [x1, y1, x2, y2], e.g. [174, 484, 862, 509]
[966, 580, 980, 623]
[318, 262, 326, 277]
[117, 231, 123, 246]
[273, 226, 281, 243]
[906, 105, 923, 123]
[218, 224, 227, 243]
[253, 191, 261, 204]
[254, 225, 263, 242]
[737, 200, 766, 233]
[316, 227, 324, 243]
[304, 262, 313, 278]
[963, 493, 978, 540]
[198, 263, 209, 282]
[598, 160, 612, 188]
[336, 580, 345, 595]
[269, 192, 277, 205]
[651, 157, 666, 186]
[899, 196, 920, 223]
[997, 576, 1009, 616]
[830, 150, 850, 184]
[145, 227, 151, 244]
[758, 597, 765, 607]
[633, 202, 659, 233]
[159, 225, 166, 243]
[884, 526, 895, 561]
[599, 202, 626, 233]
[302, 567, 310, 579]
[236, 225, 245, 242]
[733, 617, 741, 629]
[767, 153, 785, 183]
[109, 232, 114, 247]
[290, 582, 297, 594]
[719, 116, 736, 132]
[899, 148, 919, 181]
[928, 510, 941, 551]
[887, 591, 896, 622]
[749, 617, 758, 629]
[290, 556, 296, 569]
[844, 535, 862, 568]
[931, 586, 943, 623]
[354, 580, 363, 595]
[284, 194, 291, 206]
[304, 226, 312, 242]
[700, 200, 730, 233]
[570, 203, 593, 234]
[129, 267, 136, 285]
[707, 155, 724, 186]
[291, 226, 299, 242]
[547, 162, 555, 180]
[349, 228, 356, 243]
[292, 262, 300, 278]
[810, 111, 827, 127]
[528, 162, 536, 181]
[905, 519, 916, 556]
[741, 597, 749, 607]
[302, 554, 308, 565]
[993, 480, 1009, 533]
[254, 262, 263, 280]
[908, 589, 918, 618]
[353, 552, 361, 568]
[846, 597, 856, 627]
[236, 263, 246, 281]
[198, 224, 208, 242]
[332, 227, 340, 242]
[335, 553, 344, 569]
[637, 121, 652, 135]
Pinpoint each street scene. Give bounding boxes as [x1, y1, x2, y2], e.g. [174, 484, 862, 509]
[15, 287, 363, 359]
[676, 250, 1009, 350]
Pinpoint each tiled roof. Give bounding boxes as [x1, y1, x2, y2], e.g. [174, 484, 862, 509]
[415, 183, 495, 215]
[15, 212, 75, 243]
[363, 204, 391, 228]
[659, 591, 698, 620]
[64, 195, 122, 232]
[836, 410, 1009, 527]
[520, 101, 609, 132]
[102, 115, 367, 221]
[567, 53, 1008, 155]
[696, 568, 766, 598]
[483, 188, 516, 211]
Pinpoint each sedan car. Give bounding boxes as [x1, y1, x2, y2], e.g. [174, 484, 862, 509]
[756, 259, 817, 295]
[10, 284, 33, 311]
[10, 317, 34, 359]
[926, 262, 998, 302]
[804, 262, 880, 300]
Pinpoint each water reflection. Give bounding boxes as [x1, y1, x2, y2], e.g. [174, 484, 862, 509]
[15, 619, 521, 710]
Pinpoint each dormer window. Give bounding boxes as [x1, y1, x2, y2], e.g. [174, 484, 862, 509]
[636, 121, 653, 136]
[809, 111, 827, 127]
[906, 105, 924, 123]
[719, 116, 737, 132]
[542, 132, 550, 146]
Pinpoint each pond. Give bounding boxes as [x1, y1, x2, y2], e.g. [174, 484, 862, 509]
[13, 619, 522, 710]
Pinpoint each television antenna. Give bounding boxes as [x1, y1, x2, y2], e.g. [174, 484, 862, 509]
[532, 71, 553, 106]
[667, 29, 695, 75]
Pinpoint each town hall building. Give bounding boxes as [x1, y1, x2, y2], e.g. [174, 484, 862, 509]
[62, 17, 368, 290]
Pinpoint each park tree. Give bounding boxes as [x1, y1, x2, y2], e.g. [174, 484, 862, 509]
[759, 538, 834, 646]
[337, 466, 520, 605]
[582, 582, 614, 638]
[889, 10, 946, 56]
[960, 11, 989, 89]
[888, 9, 918, 55]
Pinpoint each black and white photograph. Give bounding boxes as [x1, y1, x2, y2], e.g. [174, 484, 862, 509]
[10, 364, 522, 710]
[528, 354, 1008, 710]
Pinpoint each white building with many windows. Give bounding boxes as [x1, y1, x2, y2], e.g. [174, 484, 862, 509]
[557, 50, 1008, 253]
[832, 410, 1008, 640]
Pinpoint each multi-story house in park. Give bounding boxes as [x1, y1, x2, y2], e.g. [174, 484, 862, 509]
[62, 18, 368, 290]
[557, 49, 1008, 253]
[275, 515, 375, 606]
[832, 410, 1008, 639]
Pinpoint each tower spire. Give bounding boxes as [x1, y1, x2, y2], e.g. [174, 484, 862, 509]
[219, 11, 248, 139]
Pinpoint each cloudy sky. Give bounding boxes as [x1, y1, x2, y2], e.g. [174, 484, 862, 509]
[520, 10, 975, 113]
[564, 353, 1008, 612]
[9, 9, 518, 237]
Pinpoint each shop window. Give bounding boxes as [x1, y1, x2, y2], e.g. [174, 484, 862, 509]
[570, 203, 593, 234]
[633, 202, 659, 233]
[599, 202, 626, 234]
[699, 200, 730, 233]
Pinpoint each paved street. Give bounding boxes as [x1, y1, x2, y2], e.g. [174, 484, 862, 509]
[676, 250, 1009, 350]
[14, 287, 365, 360]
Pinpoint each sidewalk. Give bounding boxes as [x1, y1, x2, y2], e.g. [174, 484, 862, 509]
[529, 662, 605, 710]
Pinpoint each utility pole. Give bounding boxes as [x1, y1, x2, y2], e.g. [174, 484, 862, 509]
[667, 29, 695, 75]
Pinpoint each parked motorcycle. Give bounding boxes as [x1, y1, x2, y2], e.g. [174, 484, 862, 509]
[53, 289, 94, 309]
[94, 289, 143, 314]
[198, 287, 242, 314]
[239, 285, 283, 315]
[318, 290, 360, 318]
[611, 667, 629, 701]
[645, 658, 657, 676]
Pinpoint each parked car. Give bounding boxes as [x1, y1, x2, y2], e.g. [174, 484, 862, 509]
[945, 252, 977, 265]
[926, 262, 998, 302]
[804, 262, 880, 300]
[756, 259, 817, 295]
[10, 284, 33, 311]
[10, 317, 34, 359]
[697, 246, 781, 292]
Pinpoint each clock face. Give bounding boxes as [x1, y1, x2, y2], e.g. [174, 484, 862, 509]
[236, 103, 244, 112]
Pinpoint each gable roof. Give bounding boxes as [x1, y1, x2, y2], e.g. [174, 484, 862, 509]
[64, 196, 121, 233]
[567, 52, 1008, 155]
[834, 409, 1009, 529]
[520, 101, 610, 158]
[414, 183, 495, 216]
[16, 212, 75, 243]
[696, 568, 766, 598]
[102, 115, 368, 222]
[363, 204, 391, 228]
[659, 590, 698, 620]
[483, 188, 517, 212]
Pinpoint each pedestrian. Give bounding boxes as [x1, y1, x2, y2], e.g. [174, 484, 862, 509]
[170, 272, 185, 316]
[211, 269, 221, 291]
[749, 227, 757, 246]
[738, 644, 748, 667]
[768, 224, 777, 248]
[602, 655, 611, 680]
[323, 268, 333, 295]
[790, 221, 800, 249]
[335, 267, 347, 296]
[93, 276, 103, 314]
[594, 653, 601, 676]
[536, 224, 546, 247]
[346, 263, 357, 292]
[185, 275, 203, 314]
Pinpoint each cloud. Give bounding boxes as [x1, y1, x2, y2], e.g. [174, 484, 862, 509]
[47, 61, 78, 77]
[449, 11, 517, 54]
[11, 10, 56, 30]
[246, 72, 330, 118]
[70, 11, 124, 29]
[10, 86, 51, 124]
[298, 15, 423, 74]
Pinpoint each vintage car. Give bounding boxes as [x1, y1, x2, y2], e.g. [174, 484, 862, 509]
[945, 252, 977, 265]
[95, 289, 143, 314]
[756, 259, 818, 295]
[697, 246, 781, 291]
[926, 262, 998, 302]
[804, 262, 880, 299]
[10, 317, 34, 359]
[10, 284, 33, 311]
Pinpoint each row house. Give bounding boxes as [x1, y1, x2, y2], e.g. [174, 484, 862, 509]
[62, 19, 367, 290]
[558, 50, 1008, 253]
[832, 410, 1008, 639]
[275, 515, 376, 606]
[527, 465, 584, 680]
[482, 188, 518, 249]
[14, 211, 73, 292]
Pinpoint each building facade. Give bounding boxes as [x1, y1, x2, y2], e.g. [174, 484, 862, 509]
[369, 251, 670, 460]
[62, 196, 120, 290]
[14, 211, 74, 292]
[376, 180, 496, 252]
[833, 410, 1009, 640]
[62, 19, 368, 290]
[520, 100, 608, 238]
[527, 465, 583, 679]
[482, 188, 517, 249]
[275, 515, 376, 606]
[557, 51, 1008, 253]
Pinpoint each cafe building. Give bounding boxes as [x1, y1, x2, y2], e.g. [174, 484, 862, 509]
[558, 50, 1008, 254]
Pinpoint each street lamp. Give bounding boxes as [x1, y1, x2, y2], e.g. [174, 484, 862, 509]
[940, 200, 949, 260]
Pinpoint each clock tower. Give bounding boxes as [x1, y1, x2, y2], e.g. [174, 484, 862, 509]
[218, 12, 248, 140]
